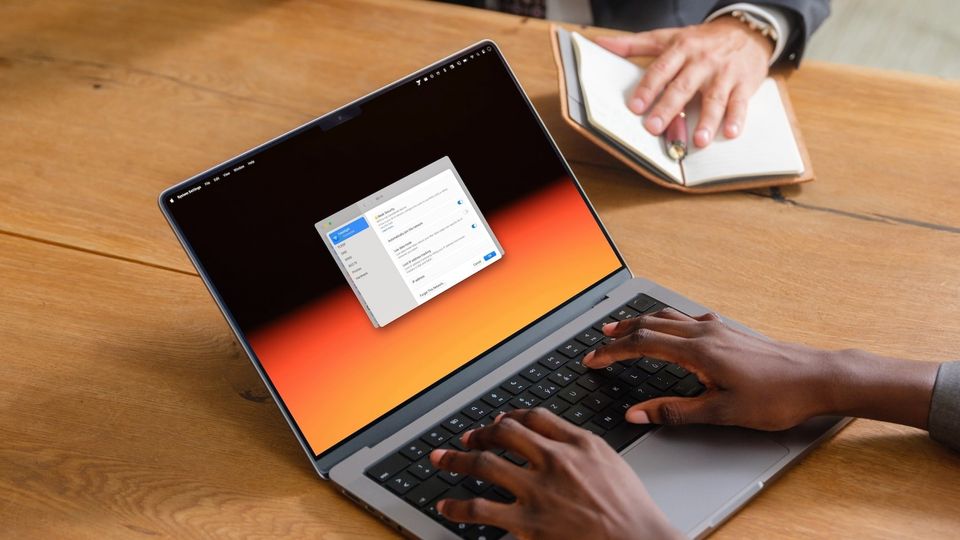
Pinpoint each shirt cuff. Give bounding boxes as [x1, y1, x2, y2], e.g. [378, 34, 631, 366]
[929, 361, 960, 452]
[704, 3, 793, 65]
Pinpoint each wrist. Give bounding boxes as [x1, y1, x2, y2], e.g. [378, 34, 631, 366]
[709, 16, 775, 63]
[820, 349, 939, 429]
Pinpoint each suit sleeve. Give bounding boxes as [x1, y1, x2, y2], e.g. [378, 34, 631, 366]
[929, 361, 960, 451]
[712, 0, 831, 65]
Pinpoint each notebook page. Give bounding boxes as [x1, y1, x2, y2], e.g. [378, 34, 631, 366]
[571, 32, 683, 183]
[681, 79, 804, 186]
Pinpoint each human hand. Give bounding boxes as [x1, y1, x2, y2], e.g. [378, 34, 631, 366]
[429, 408, 680, 540]
[583, 309, 939, 431]
[595, 17, 774, 148]
[583, 309, 833, 430]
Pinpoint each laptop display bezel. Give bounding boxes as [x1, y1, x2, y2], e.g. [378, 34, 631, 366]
[158, 39, 631, 477]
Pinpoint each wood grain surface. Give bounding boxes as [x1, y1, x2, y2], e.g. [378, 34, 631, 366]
[1, 0, 958, 538]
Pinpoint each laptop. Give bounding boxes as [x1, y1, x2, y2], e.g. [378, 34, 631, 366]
[159, 40, 847, 539]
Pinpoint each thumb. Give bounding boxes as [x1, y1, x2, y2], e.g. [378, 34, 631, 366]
[626, 396, 721, 426]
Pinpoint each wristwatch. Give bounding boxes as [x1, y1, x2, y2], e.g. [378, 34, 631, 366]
[728, 9, 779, 42]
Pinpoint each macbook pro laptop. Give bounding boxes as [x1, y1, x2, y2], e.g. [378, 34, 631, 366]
[159, 40, 847, 539]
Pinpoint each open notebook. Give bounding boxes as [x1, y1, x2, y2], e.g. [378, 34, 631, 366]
[553, 26, 813, 192]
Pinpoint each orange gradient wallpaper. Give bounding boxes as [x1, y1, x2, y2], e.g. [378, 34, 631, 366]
[249, 179, 621, 455]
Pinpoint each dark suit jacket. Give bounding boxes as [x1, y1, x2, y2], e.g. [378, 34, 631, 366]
[442, 0, 830, 65]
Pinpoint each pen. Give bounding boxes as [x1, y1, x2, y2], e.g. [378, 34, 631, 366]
[663, 111, 687, 161]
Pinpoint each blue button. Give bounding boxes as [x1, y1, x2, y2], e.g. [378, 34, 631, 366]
[328, 216, 369, 244]
[483, 251, 497, 261]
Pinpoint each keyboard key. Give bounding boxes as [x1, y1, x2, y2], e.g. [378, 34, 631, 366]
[400, 440, 430, 461]
[482, 487, 513, 503]
[672, 374, 706, 397]
[442, 414, 471, 434]
[559, 384, 587, 404]
[612, 397, 638, 413]
[583, 391, 613, 412]
[557, 341, 584, 358]
[665, 363, 689, 378]
[600, 382, 628, 398]
[603, 422, 656, 452]
[421, 427, 453, 447]
[617, 367, 648, 387]
[562, 404, 593, 425]
[630, 383, 664, 402]
[649, 372, 680, 391]
[445, 519, 472, 535]
[464, 524, 507, 540]
[538, 353, 566, 370]
[463, 401, 492, 420]
[541, 397, 570, 415]
[574, 329, 602, 347]
[520, 364, 548, 383]
[576, 373, 602, 391]
[487, 403, 516, 420]
[591, 410, 623, 430]
[501, 377, 529, 395]
[611, 306, 641, 321]
[509, 392, 540, 409]
[630, 294, 658, 313]
[367, 453, 411, 483]
[582, 422, 606, 437]
[386, 472, 419, 495]
[443, 485, 475, 501]
[405, 476, 448, 507]
[530, 382, 559, 400]
[566, 357, 589, 374]
[448, 436, 468, 452]
[548, 367, 577, 387]
[463, 476, 490, 494]
[592, 316, 618, 332]
[637, 357, 667, 374]
[482, 390, 510, 407]
[408, 458, 437, 480]
[438, 469, 464, 485]
[503, 451, 527, 466]
[599, 363, 625, 378]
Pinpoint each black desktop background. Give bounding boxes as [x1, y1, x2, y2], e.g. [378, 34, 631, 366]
[165, 44, 610, 334]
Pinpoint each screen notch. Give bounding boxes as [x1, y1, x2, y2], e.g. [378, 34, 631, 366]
[318, 105, 362, 131]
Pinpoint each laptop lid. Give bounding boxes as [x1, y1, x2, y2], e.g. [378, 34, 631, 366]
[159, 41, 628, 475]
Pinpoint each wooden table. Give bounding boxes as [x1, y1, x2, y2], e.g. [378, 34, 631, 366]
[2, 1, 958, 537]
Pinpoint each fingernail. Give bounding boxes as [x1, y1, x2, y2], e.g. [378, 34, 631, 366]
[601, 321, 618, 334]
[461, 429, 474, 445]
[727, 122, 740, 137]
[626, 409, 650, 424]
[646, 116, 663, 133]
[431, 448, 447, 463]
[629, 98, 645, 113]
[436, 500, 447, 514]
[695, 128, 710, 146]
[494, 412, 505, 424]
[583, 350, 595, 366]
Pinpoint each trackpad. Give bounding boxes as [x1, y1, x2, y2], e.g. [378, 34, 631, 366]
[622, 426, 789, 535]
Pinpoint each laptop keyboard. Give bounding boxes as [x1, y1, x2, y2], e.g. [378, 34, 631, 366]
[363, 294, 705, 539]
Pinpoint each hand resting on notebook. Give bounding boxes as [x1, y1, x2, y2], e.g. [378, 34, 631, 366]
[595, 17, 774, 149]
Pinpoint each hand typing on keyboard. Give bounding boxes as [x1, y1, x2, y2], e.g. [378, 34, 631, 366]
[584, 308, 940, 432]
[430, 408, 681, 540]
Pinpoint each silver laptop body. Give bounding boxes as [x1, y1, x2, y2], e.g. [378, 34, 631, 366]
[160, 40, 847, 540]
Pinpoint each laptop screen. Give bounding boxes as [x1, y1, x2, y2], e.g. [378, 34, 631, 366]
[163, 43, 624, 458]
